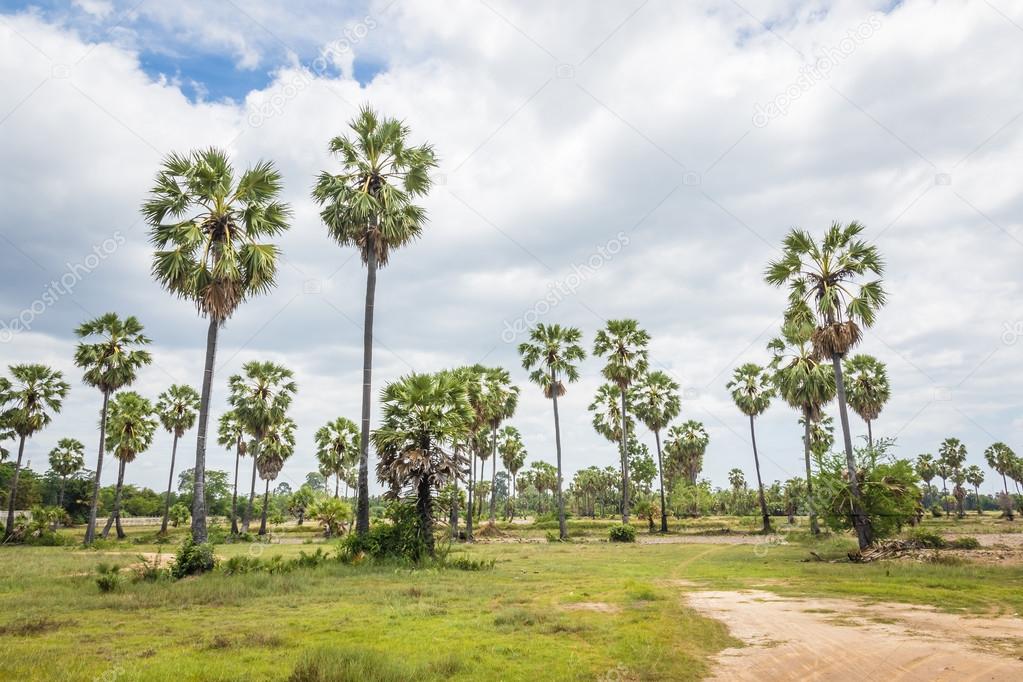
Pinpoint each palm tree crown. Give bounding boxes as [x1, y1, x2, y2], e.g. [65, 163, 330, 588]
[518, 323, 586, 397]
[630, 371, 681, 433]
[768, 317, 835, 419]
[228, 361, 298, 441]
[727, 363, 774, 417]
[315, 417, 359, 487]
[49, 438, 86, 478]
[74, 314, 152, 393]
[105, 392, 157, 463]
[217, 410, 247, 456]
[664, 420, 709, 485]
[593, 319, 650, 389]
[156, 384, 200, 438]
[1, 365, 70, 438]
[844, 354, 890, 421]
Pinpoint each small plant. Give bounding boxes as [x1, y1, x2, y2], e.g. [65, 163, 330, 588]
[949, 536, 980, 550]
[442, 555, 495, 571]
[608, 523, 636, 543]
[907, 529, 946, 549]
[221, 555, 264, 575]
[95, 563, 123, 593]
[171, 537, 217, 578]
[168, 503, 190, 528]
[132, 554, 169, 583]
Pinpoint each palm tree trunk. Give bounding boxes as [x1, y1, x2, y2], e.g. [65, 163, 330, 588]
[102, 459, 126, 539]
[243, 443, 259, 532]
[355, 242, 377, 536]
[417, 475, 435, 559]
[941, 479, 949, 517]
[230, 440, 241, 535]
[489, 428, 498, 524]
[1002, 473, 1014, 520]
[259, 478, 270, 536]
[748, 415, 772, 533]
[974, 485, 982, 515]
[58, 475, 67, 511]
[3, 435, 27, 537]
[466, 448, 475, 541]
[160, 433, 180, 534]
[866, 419, 873, 449]
[831, 353, 872, 549]
[450, 477, 459, 540]
[802, 409, 820, 536]
[654, 429, 668, 533]
[618, 386, 631, 525]
[84, 389, 110, 545]
[334, 475, 339, 499]
[191, 317, 219, 544]
[552, 372, 568, 540]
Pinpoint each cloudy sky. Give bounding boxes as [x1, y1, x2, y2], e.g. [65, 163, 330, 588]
[1, 0, 1021, 498]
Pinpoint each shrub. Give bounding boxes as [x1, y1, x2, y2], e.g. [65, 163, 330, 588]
[608, 524, 636, 543]
[95, 563, 122, 593]
[907, 529, 946, 549]
[221, 555, 264, 575]
[307, 497, 352, 538]
[442, 555, 495, 571]
[949, 536, 980, 550]
[132, 554, 170, 583]
[168, 503, 190, 528]
[171, 537, 217, 578]
[337, 502, 428, 563]
[930, 505, 944, 518]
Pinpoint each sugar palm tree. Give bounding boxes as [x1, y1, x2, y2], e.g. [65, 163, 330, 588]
[843, 354, 889, 448]
[984, 442, 1015, 520]
[630, 371, 681, 532]
[728, 468, 746, 491]
[483, 368, 518, 524]
[217, 410, 247, 534]
[588, 383, 635, 520]
[49, 438, 85, 511]
[256, 416, 296, 536]
[498, 426, 526, 520]
[101, 392, 157, 539]
[155, 384, 200, 533]
[373, 372, 472, 559]
[939, 437, 967, 517]
[315, 417, 359, 498]
[2, 365, 70, 536]
[935, 461, 952, 516]
[145, 148, 291, 543]
[727, 362, 775, 533]
[0, 389, 13, 463]
[312, 107, 437, 537]
[965, 465, 984, 515]
[768, 314, 835, 535]
[592, 319, 649, 525]
[765, 221, 886, 550]
[459, 365, 493, 540]
[915, 453, 936, 508]
[228, 361, 297, 533]
[74, 313, 151, 544]
[663, 420, 709, 489]
[519, 323, 586, 539]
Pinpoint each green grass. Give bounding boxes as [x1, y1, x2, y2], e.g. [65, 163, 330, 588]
[2, 517, 1020, 680]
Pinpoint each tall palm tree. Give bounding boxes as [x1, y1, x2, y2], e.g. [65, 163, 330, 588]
[155, 384, 200, 533]
[145, 148, 291, 543]
[727, 363, 775, 533]
[915, 453, 936, 508]
[484, 368, 518, 524]
[2, 365, 70, 536]
[459, 365, 492, 540]
[964, 465, 984, 515]
[312, 107, 437, 537]
[630, 371, 681, 532]
[101, 392, 157, 539]
[315, 417, 359, 498]
[984, 442, 1015, 520]
[765, 221, 886, 550]
[663, 420, 709, 490]
[519, 323, 586, 539]
[592, 319, 649, 525]
[256, 416, 296, 536]
[373, 372, 472, 559]
[228, 361, 297, 533]
[49, 438, 86, 511]
[217, 410, 247, 534]
[935, 461, 952, 516]
[498, 426, 526, 520]
[0, 389, 13, 464]
[843, 354, 890, 448]
[768, 315, 835, 535]
[939, 437, 967, 517]
[589, 383, 635, 517]
[74, 313, 151, 545]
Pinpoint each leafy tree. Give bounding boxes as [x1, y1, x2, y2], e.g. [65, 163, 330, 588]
[304, 471, 329, 494]
[176, 468, 231, 515]
[155, 384, 200, 533]
[217, 410, 247, 534]
[630, 371, 681, 532]
[984, 442, 1016, 520]
[73, 313, 151, 544]
[938, 437, 967, 517]
[765, 222, 886, 550]
[288, 485, 317, 525]
[593, 319, 650, 525]
[843, 354, 890, 448]
[1, 364, 70, 538]
[315, 417, 359, 498]
[312, 107, 437, 537]
[727, 362, 775, 533]
[373, 372, 471, 558]
[48, 438, 85, 511]
[663, 420, 709, 490]
[102, 392, 157, 539]
[145, 148, 291, 543]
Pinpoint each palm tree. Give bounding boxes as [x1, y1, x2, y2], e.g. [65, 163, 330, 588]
[315, 417, 359, 498]
[939, 437, 967, 517]
[228, 361, 297, 533]
[663, 420, 709, 489]
[312, 107, 437, 537]
[217, 410, 247, 534]
[935, 461, 952, 516]
[843, 354, 890, 448]
[145, 148, 292, 544]
[728, 468, 746, 491]
[765, 221, 886, 550]
[48, 438, 85, 511]
[727, 363, 775, 533]
[498, 426, 526, 519]
[768, 315, 835, 535]
[1, 365, 70, 537]
[915, 454, 936, 508]
[101, 392, 157, 539]
[483, 369, 518, 524]
[592, 319, 649, 525]
[256, 416, 296, 536]
[588, 382, 634, 510]
[373, 372, 472, 559]
[74, 313, 151, 545]
[630, 371, 681, 532]
[155, 384, 200, 533]
[518, 323, 586, 539]
[984, 442, 1015, 520]
[459, 365, 492, 540]
[965, 465, 984, 515]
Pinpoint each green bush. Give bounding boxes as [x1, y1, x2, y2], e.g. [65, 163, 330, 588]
[337, 502, 428, 563]
[95, 563, 122, 593]
[930, 505, 944, 518]
[907, 529, 946, 549]
[168, 503, 190, 527]
[442, 555, 495, 571]
[171, 537, 217, 578]
[608, 523, 636, 543]
[949, 536, 980, 550]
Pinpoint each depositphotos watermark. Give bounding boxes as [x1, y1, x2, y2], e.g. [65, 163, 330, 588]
[501, 231, 630, 343]
[0, 232, 125, 343]
[752, 14, 883, 128]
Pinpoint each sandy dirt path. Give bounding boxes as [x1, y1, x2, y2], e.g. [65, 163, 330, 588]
[687, 590, 1023, 681]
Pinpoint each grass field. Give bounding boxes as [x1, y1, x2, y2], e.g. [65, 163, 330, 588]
[1, 516, 1021, 681]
